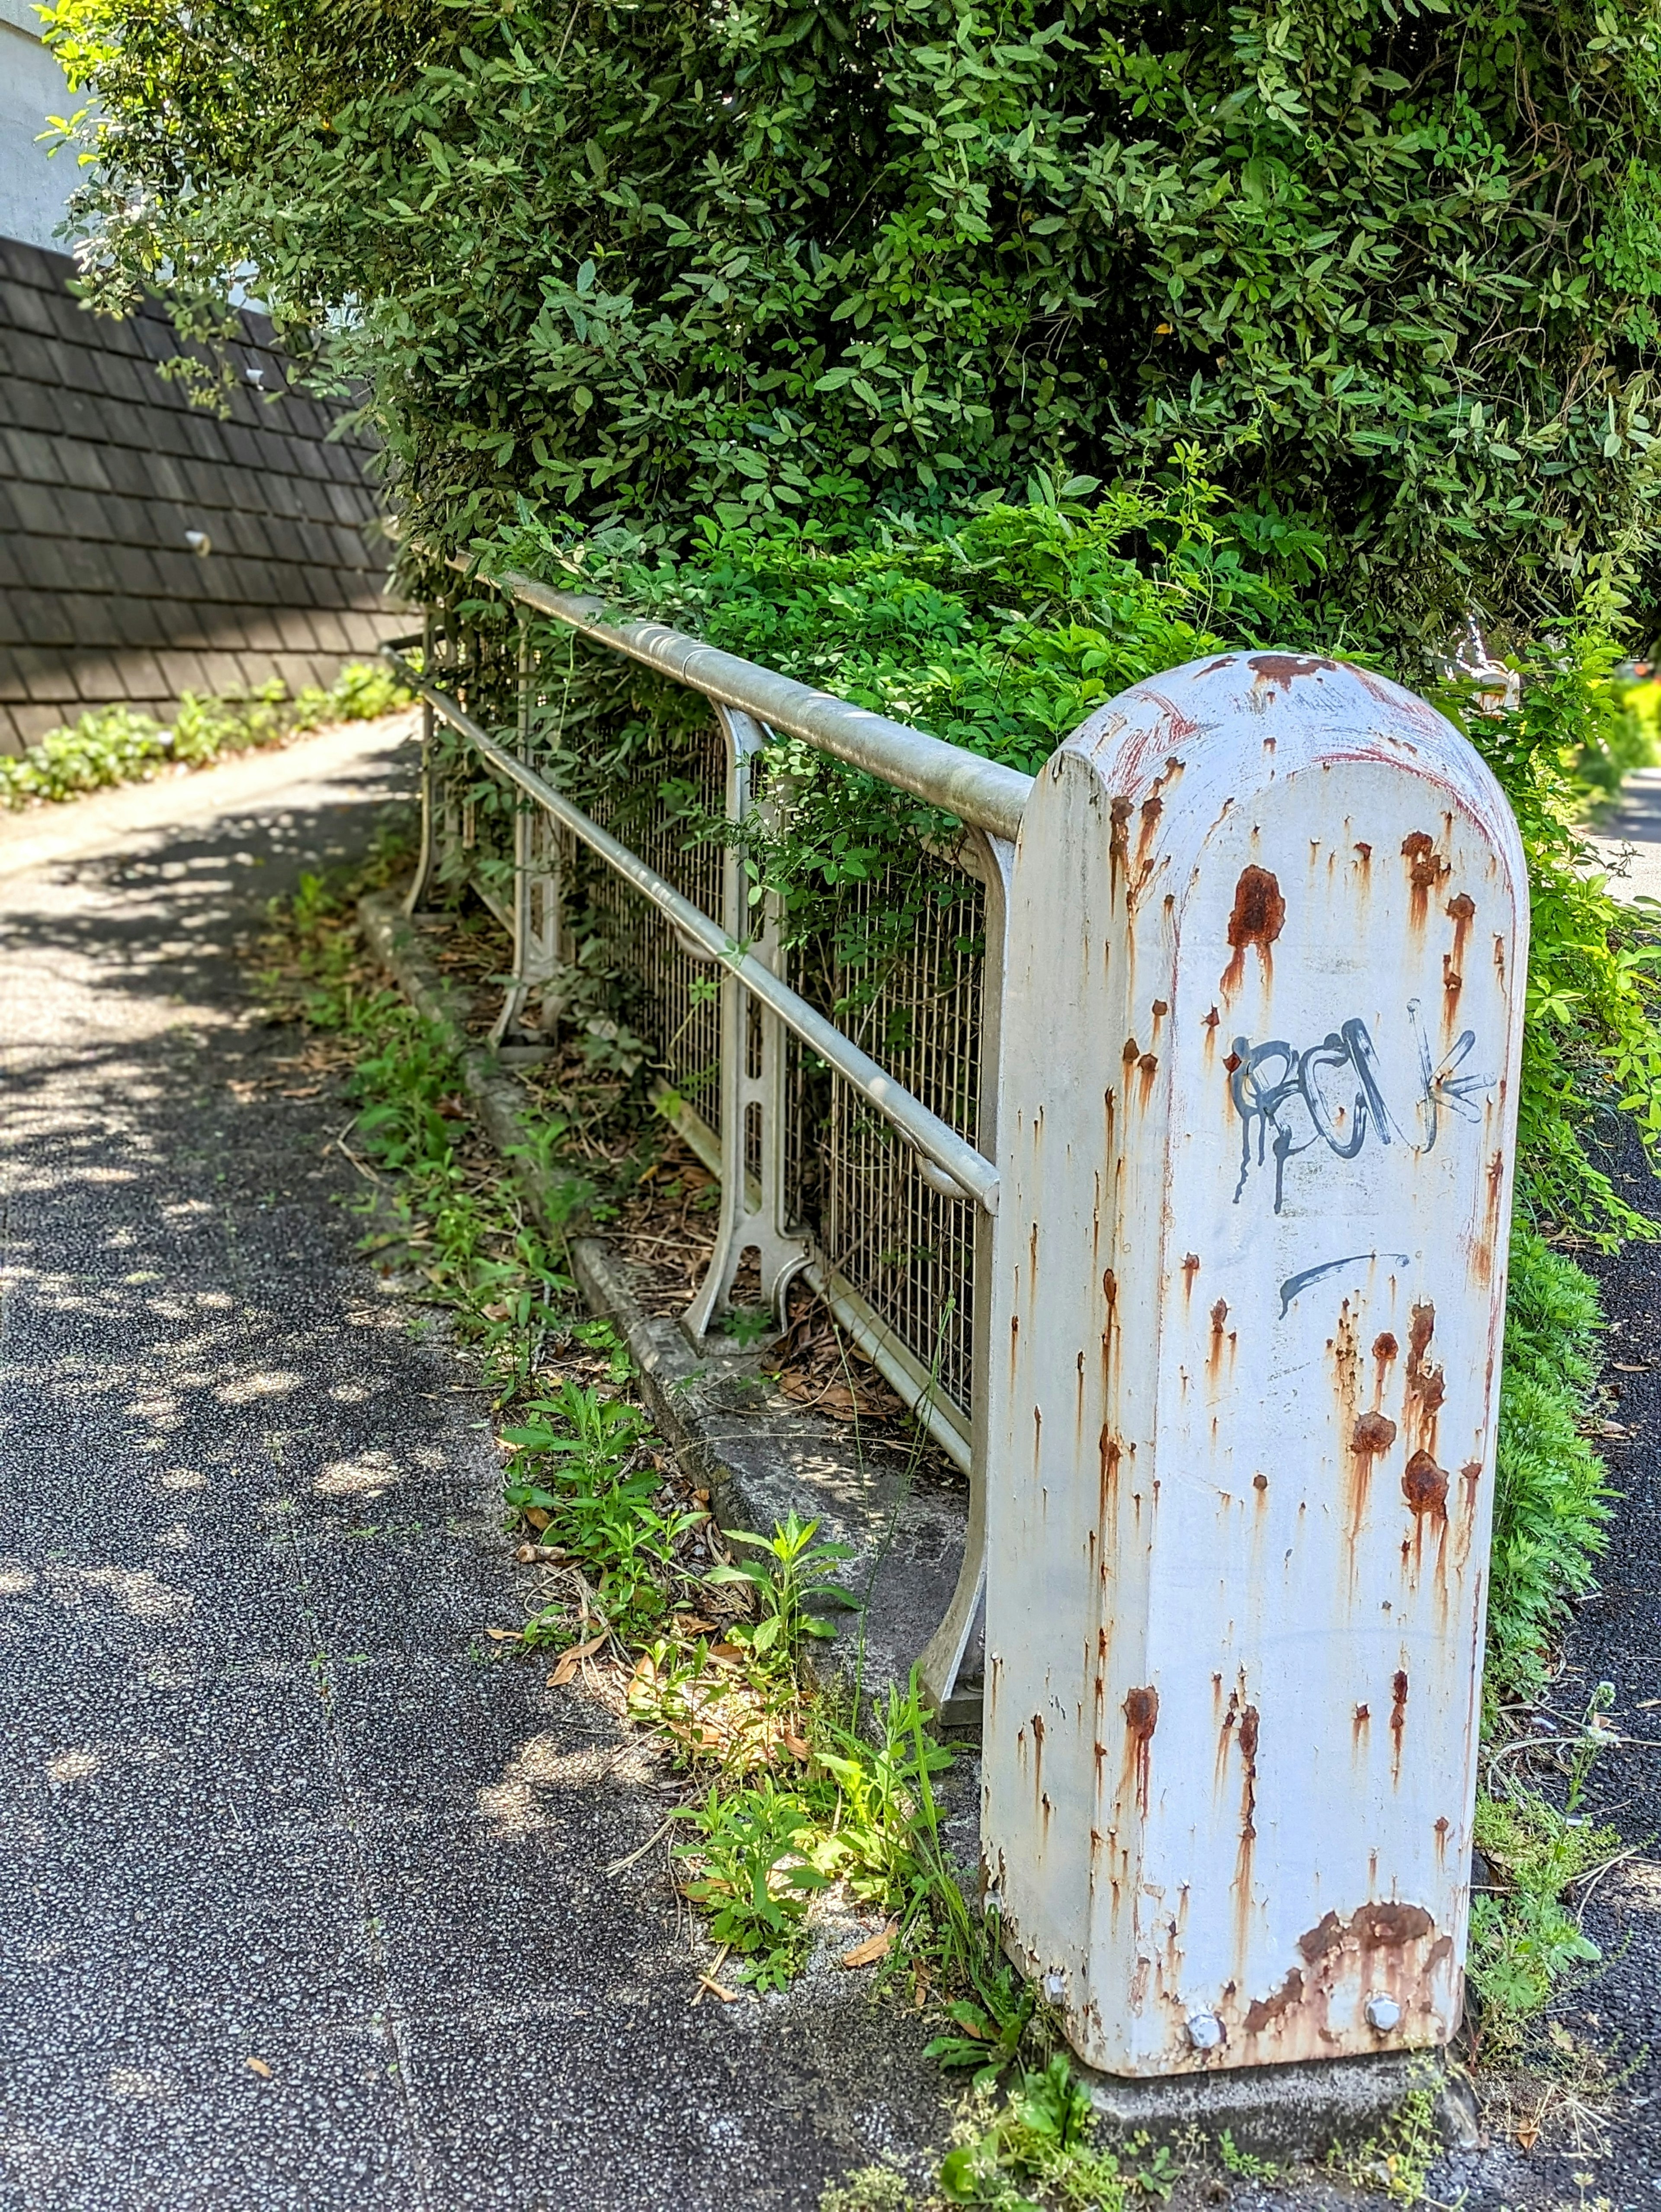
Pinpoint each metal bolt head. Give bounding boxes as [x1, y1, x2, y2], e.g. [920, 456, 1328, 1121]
[1042, 1970, 1066, 2004]
[1186, 2011, 1225, 2052]
[1364, 1992, 1403, 2034]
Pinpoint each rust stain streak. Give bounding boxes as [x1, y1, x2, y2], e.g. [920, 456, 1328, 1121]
[1221, 865, 1285, 994]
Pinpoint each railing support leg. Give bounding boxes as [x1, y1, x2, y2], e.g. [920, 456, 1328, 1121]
[491, 617, 564, 1052]
[403, 608, 445, 917]
[684, 707, 811, 1340]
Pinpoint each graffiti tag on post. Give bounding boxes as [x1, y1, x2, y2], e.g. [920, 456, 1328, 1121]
[1228, 1004, 1494, 1213]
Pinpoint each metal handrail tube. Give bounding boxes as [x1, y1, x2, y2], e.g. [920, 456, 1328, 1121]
[382, 645, 1001, 1215]
[457, 563, 1034, 844]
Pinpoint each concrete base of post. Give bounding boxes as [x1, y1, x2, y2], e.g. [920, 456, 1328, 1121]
[1079, 2048, 1480, 2162]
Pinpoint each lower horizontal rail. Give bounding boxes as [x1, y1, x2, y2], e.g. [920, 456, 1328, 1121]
[655, 1087, 973, 1474]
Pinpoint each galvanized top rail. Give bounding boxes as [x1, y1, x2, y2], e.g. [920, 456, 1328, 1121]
[384, 641, 1001, 1214]
[459, 562, 1034, 844]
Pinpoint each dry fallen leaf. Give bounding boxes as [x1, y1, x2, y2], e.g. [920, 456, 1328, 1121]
[485, 1627, 521, 1643]
[840, 1923, 897, 1969]
[709, 1641, 746, 1664]
[245, 2058, 273, 2080]
[547, 1632, 608, 1688]
[672, 1615, 717, 1637]
[1611, 1361, 1655, 1372]
[1516, 2120, 1540, 2152]
[781, 1731, 811, 1760]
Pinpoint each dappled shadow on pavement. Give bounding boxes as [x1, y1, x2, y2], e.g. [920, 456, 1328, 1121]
[0, 741, 950, 2210]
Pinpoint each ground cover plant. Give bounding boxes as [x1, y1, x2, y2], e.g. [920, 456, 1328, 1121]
[0, 661, 411, 808]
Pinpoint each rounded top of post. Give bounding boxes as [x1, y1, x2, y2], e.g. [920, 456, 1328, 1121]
[1050, 649, 1525, 889]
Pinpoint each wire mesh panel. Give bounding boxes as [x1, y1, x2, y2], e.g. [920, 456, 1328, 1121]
[576, 734, 727, 1130]
[806, 858, 985, 1424]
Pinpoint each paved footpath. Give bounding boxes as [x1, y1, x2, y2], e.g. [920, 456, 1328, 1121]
[0, 724, 946, 2211]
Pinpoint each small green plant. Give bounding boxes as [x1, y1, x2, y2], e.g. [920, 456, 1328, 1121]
[1469, 1778, 1619, 2050]
[0, 661, 412, 808]
[937, 2059, 1130, 2209]
[818, 2169, 916, 2212]
[720, 1306, 776, 1348]
[503, 1383, 697, 1639]
[1327, 2079, 1440, 2205]
[1215, 2130, 1277, 2183]
[705, 1510, 860, 1664]
[673, 1779, 830, 1990]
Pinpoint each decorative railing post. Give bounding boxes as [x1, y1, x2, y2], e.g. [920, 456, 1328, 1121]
[491, 617, 567, 1051]
[684, 706, 812, 1337]
[981, 655, 1527, 2080]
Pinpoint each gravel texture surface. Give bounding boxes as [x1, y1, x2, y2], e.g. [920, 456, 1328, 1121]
[0, 722, 953, 2210]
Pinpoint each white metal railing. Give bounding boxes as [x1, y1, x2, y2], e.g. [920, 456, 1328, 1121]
[383, 579, 1012, 1706]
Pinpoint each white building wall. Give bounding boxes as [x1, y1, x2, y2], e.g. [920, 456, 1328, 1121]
[1, 0, 77, 252]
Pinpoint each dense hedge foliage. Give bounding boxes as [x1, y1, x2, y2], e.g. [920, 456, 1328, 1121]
[47, 0, 1659, 1691]
[46, 0, 1661, 657]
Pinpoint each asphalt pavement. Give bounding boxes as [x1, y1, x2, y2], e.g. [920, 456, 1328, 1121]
[0, 721, 948, 2210]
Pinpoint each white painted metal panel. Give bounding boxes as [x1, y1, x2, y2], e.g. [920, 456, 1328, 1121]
[982, 654, 1527, 2077]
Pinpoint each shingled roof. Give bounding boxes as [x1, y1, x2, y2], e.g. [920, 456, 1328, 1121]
[0, 238, 401, 753]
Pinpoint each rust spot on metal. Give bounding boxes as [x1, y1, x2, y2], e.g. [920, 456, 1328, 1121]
[1243, 1969, 1304, 2034]
[1298, 1911, 1347, 1964]
[1122, 1035, 1140, 1067]
[1181, 1254, 1200, 1301]
[1204, 1005, 1220, 1028]
[1136, 1052, 1159, 1106]
[1223, 1049, 1242, 1073]
[1373, 1331, 1398, 1364]
[1390, 1669, 1408, 1779]
[1405, 1302, 1444, 1442]
[1247, 653, 1338, 693]
[1358, 1900, 1433, 1945]
[1401, 830, 1450, 928]
[1123, 1685, 1158, 1818]
[1203, 656, 1238, 675]
[1238, 1705, 1260, 1831]
[1109, 795, 1133, 880]
[1354, 841, 1372, 866]
[1353, 1703, 1370, 1747]
[1151, 999, 1169, 1019]
[1252, 1472, 1268, 1494]
[1137, 795, 1163, 862]
[1402, 1450, 1449, 1521]
[1098, 1426, 1122, 1517]
[1352, 1411, 1398, 1456]
[1447, 891, 1475, 923]
[1209, 1300, 1232, 1383]
[1221, 866, 1285, 992]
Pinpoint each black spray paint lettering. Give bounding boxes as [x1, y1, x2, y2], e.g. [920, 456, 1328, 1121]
[1231, 1004, 1493, 1212]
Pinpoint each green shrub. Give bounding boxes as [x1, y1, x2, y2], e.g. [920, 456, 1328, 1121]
[0, 662, 414, 808]
[46, 0, 1661, 657]
[1489, 1234, 1611, 1693]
